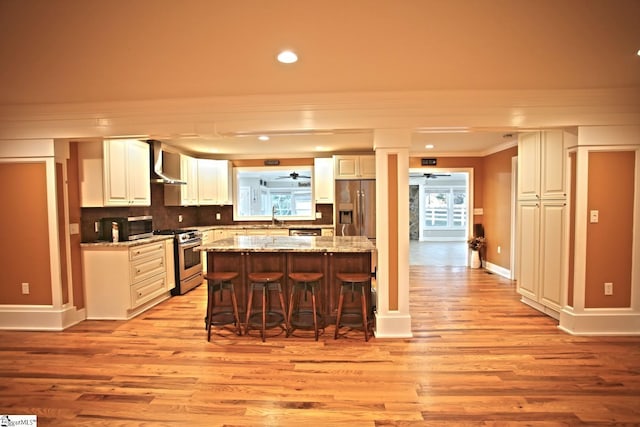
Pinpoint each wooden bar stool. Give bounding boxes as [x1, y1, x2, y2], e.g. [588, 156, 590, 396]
[334, 272, 372, 341]
[204, 271, 242, 341]
[287, 272, 324, 340]
[245, 272, 289, 342]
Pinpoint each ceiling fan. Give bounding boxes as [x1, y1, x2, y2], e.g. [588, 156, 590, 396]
[277, 171, 311, 180]
[424, 173, 451, 179]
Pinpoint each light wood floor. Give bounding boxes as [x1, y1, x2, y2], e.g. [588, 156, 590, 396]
[410, 241, 468, 266]
[1, 266, 639, 426]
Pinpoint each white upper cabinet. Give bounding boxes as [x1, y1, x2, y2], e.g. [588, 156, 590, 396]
[540, 130, 570, 199]
[165, 157, 232, 206]
[314, 157, 334, 203]
[333, 155, 375, 179]
[181, 155, 199, 206]
[213, 160, 232, 205]
[518, 130, 570, 201]
[197, 159, 232, 205]
[165, 154, 198, 206]
[197, 158, 217, 205]
[79, 139, 150, 207]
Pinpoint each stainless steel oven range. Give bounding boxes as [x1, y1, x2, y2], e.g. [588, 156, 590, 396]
[154, 229, 203, 295]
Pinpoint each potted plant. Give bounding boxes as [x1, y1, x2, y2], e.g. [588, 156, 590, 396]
[467, 236, 485, 268]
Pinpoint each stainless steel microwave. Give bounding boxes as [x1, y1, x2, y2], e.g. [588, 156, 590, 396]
[99, 215, 153, 242]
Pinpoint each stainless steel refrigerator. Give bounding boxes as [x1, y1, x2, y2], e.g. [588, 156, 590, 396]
[335, 180, 376, 240]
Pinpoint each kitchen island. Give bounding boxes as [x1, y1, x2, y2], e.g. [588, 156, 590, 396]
[196, 235, 376, 324]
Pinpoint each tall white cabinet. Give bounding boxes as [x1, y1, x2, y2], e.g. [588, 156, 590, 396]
[516, 130, 575, 318]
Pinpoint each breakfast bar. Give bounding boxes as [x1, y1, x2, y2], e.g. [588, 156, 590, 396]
[196, 235, 376, 328]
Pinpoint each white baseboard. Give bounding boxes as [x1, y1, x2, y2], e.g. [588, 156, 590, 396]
[374, 312, 413, 338]
[484, 261, 512, 279]
[559, 307, 640, 336]
[0, 304, 86, 331]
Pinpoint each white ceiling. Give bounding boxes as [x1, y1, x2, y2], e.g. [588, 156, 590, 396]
[0, 0, 639, 157]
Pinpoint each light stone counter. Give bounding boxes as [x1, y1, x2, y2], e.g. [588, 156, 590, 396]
[190, 224, 334, 232]
[196, 235, 375, 253]
[80, 235, 173, 248]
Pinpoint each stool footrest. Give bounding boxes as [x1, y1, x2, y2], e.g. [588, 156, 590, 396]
[247, 311, 286, 329]
[290, 310, 324, 330]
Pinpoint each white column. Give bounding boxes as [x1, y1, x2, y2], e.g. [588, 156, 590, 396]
[373, 129, 413, 338]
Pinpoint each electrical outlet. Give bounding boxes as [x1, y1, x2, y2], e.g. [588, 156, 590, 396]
[21, 282, 29, 294]
[315, 211, 322, 219]
[497, 245, 501, 254]
[604, 282, 613, 296]
[216, 212, 221, 220]
[69, 223, 80, 235]
[178, 214, 183, 223]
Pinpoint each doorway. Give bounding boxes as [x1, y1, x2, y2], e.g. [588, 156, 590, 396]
[409, 168, 473, 266]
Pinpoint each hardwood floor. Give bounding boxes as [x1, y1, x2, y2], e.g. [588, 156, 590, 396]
[1, 266, 639, 426]
[409, 241, 468, 266]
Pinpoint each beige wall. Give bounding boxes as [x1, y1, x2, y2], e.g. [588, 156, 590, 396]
[482, 147, 518, 269]
[585, 151, 635, 308]
[0, 162, 53, 305]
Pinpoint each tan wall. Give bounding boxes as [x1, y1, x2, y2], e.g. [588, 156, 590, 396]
[482, 147, 517, 269]
[585, 151, 635, 308]
[0, 162, 53, 304]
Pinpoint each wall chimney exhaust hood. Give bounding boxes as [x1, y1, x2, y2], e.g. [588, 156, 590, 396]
[148, 139, 187, 185]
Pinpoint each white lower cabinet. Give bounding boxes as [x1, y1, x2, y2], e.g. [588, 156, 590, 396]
[82, 240, 172, 319]
[516, 200, 566, 317]
[164, 239, 175, 291]
[201, 229, 215, 272]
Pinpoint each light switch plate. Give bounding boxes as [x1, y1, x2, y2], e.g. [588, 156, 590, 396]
[590, 210, 599, 223]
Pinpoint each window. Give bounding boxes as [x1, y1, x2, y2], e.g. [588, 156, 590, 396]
[233, 166, 315, 221]
[423, 187, 467, 229]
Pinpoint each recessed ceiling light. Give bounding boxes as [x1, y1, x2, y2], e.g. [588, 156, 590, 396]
[277, 50, 298, 64]
[425, 144, 435, 149]
[258, 135, 270, 141]
[637, 49, 640, 56]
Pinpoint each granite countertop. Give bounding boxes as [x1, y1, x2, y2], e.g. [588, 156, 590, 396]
[80, 235, 173, 248]
[191, 224, 334, 231]
[196, 235, 375, 253]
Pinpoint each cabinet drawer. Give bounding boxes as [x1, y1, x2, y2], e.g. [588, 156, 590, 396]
[130, 254, 165, 283]
[131, 274, 166, 308]
[129, 242, 165, 261]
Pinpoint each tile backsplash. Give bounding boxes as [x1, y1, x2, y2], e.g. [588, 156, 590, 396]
[80, 184, 333, 242]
